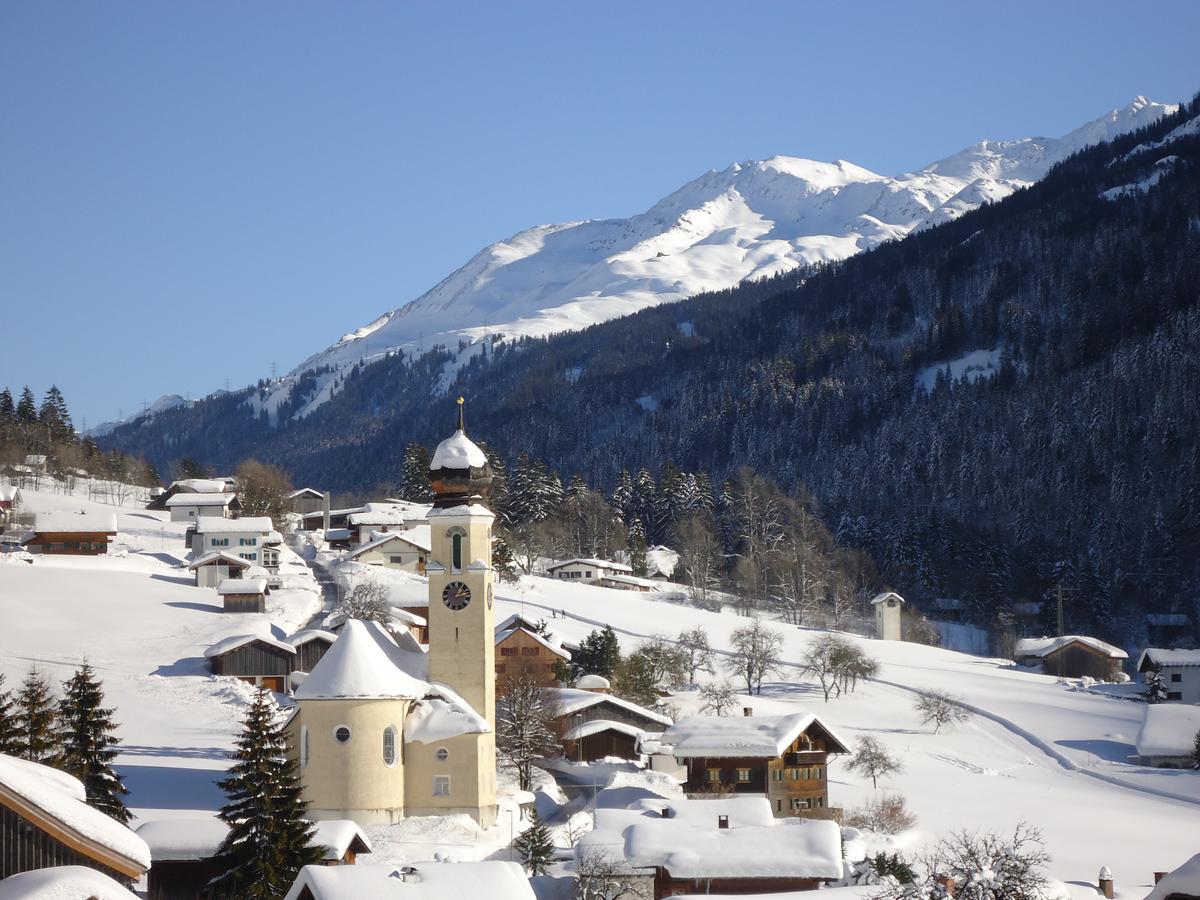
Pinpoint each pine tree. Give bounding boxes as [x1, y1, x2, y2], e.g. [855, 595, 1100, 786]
[514, 809, 555, 875]
[0, 674, 20, 756]
[1143, 668, 1169, 704]
[0, 388, 14, 421]
[211, 687, 321, 899]
[13, 669, 58, 762]
[627, 519, 647, 577]
[15, 386, 37, 423]
[572, 626, 621, 680]
[56, 661, 131, 823]
[39, 385, 74, 443]
[400, 442, 432, 503]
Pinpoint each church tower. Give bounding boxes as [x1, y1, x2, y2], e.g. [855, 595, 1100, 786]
[407, 397, 497, 825]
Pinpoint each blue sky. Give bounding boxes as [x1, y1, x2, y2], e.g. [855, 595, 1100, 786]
[2, 2, 1198, 427]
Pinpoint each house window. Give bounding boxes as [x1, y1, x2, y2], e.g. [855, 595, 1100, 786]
[1167, 691, 1183, 700]
[522, 647, 539, 656]
[451, 533, 463, 570]
[389, 556, 405, 564]
[814, 766, 824, 779]
[383, 727, 397, 766]
[814, 797, 824, 808]
[791, 798, 810, 811]
[239, 537, 257, 546]
[436, 748, 449, 761]
[735, 768, 751, 783]
[334, 726, 351, 744]
[706, 768, 721, 783]
[1170, 673, 1182, 683]
[788, 768, 799, 780]
[501, 647, 517, 657]
[585, 571, 593, 578]
[240, 553, 255, 561]
[772, 769, 783, 781]
[433, 775, 451, 796]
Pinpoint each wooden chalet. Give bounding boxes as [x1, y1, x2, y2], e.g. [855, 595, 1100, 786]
[217, 577, 270, 613]
[1015, 635, 1128, 679]
[20, 511, 116, 555]
[546, 687, 672, 762]
[288, 488, 326, 515]
[660, 712, 849, 819]
[206, 633, 296, 692]
[0, 753, 150, 885]
[495, 624, 570, 692]
[289, 630, 338, 673]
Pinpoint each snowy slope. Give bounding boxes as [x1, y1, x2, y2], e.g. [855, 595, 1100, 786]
[249, 97, 1175, 421]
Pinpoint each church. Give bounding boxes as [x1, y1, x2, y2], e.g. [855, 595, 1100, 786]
[288, 400, 499, 828]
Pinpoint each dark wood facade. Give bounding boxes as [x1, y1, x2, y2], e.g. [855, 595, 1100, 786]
[655, 871, 821, 897]
[496, 628, 566, 693]
[1, 799, 134, 885]
[209, 639, 295, 692]
[293, 637, 334, 673]
[147, 859, 223, 900]
[22, 530, 114, 555]
[222, 592, 266, 614]
[1040, 642, 1123, 680]
[565, 727, 639, 762]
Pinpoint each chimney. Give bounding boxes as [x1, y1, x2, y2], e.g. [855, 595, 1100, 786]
[934, 874, 957, 898]
[717, 815, 729, 829]
[322, 492, 331, 533]
[1098, 867, 1113, 899]
[743, 707, 753, 717]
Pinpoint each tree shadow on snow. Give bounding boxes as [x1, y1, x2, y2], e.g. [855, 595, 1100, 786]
[1055, 738, 1136, 763]
[164, 600, 222, 614]
[151, 573, 198, 587]
[119, 764, 227, 810]
[755, 681, 822, 699]
[121, 744, 229, 761]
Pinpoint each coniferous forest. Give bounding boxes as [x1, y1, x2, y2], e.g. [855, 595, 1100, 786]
[101, 97, 1200, 648]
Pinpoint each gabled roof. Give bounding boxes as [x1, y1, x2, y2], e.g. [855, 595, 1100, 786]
[546, 557, 633, 573]
[196, 516, 274, 534]
[217, 577, 269, 595]
[310, 819, 372, 860]
[0, 486, 21, 502]
[496, 626, 571, 660]
[136, 816, 369, 863]
[30, 511, 117, 534]
[563, 718, 646, 742]
[348, 531, 431, 559]
[0, 754, 150, 877]
[289, 488, 325, 499]
[1145, 853, 1200, 900]
[288, 629, 338, 648]
[170, 478, 233, 494]
[1015, 635, 1128, 659]
[0, 866, 135, 900]
[205, 632, 295, 658]
[546, 687, 672, 726]
[294, 620, 427, 700]
[165, 492, 236, 507]
[870, 591, 904, 605]
[660, 713, 850, 758]
[1138, 648, 1200, 670]
[187, 550, 252, 570]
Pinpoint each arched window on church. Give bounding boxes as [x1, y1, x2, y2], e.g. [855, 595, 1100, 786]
[300, 726, 309, 769]
[383, 727, 397, 767]
[447, 527, 466, 570]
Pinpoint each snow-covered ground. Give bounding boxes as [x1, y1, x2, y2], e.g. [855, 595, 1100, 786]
[3, 481, 1196, 890]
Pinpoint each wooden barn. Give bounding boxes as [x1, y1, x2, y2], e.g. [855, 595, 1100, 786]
[562, 719, 643, 762]
[289, 629, 338, 673]
[495, 624, 570, 692]
[288, 488, 327, 515]
[1015, 635, 1128, 680]
[20, 511, 116, 555]
[0, 753, 150, 885]
[205, 633, 296, 692]
[217, 577, 270, 613]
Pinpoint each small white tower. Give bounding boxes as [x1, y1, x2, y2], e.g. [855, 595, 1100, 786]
[871, 591, 904, 641]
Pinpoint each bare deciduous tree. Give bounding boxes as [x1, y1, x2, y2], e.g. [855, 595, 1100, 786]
[847, 735, 902, 789]
[698, 681, 737, 716]
[725, 619, 783, 695]
[497, 675, 559, 791]
[676, 627, 713, 684]
[576, 848, 652, 900]
[914, 690, 970, 733]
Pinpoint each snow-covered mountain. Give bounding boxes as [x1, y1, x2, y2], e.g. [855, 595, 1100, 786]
[259, 97, 1174, 422]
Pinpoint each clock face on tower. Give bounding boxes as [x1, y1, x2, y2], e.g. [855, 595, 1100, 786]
[442, 581, 472, 611]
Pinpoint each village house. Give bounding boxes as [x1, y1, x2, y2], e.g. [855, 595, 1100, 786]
[645, 545, 679, 582]
[1135, 703, 1200, 767]
[300, 506, 363, 531]
[289, 487, 327, 515]
[191, 516, 277, 567]
[347, 529, 431, 574]
[577, 788, 842, 898]
[205, 632, 296, 692]
[283, 860, 536, 900]
[545, 686, 672, 762]
[495, 621, 571, 692]
[546, 557, 633, 584]
[659, 712, 849, 819]
[20, 510, 117, 555]
[165, 491, 240, 522]
[1138, 648, 1200, 703]
[0, 486, 22, 528]
[146, 477, 237, 511]
[187, 550, 252, 588]
[323, 528, 356, 549]
[0, 753, 150, 886]
[1015, 635, 1129, 679]
[1145, 852, 1200, 900]
[138, 816, 370, 900]
[346, 501, 430, 545]
[217, 577, 270, 613]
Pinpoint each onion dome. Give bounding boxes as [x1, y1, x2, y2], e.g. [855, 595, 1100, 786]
[429, 397, 493, 508]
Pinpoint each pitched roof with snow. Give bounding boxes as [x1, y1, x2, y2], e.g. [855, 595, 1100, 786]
[0, 754, 150, 876]
[598, 573, 662, 589]
[495, 626, 571, 659]
[563, 718, 647, 742]
[187, 550, 252, 570]
[288, 629, 338, 648]
[289, 488, 325, 499]
[195, 516, 274, 534]
[165, 492, 236, 507]
[1015, 635, 1128, 659]
[546, 687, 672, 726]
[660, 713, 849, 758]
[349, 530, 431, 559]
[430, 430, 488, 470]
[0, 486, 20, 502]
[870, 591, 905, 605]
[546, 557, 633, 573]
[171, 478, 232, 494]
[136, 816, 229, 861]
[1145, 853, 1200, 900]
[574, 674, 610, 690]
[217, 577, 269, 595]
[294, 619, 428, 700]
[30, 511, 117, 534]
[205, 632, 296, 658]
[310, 819, 372, 860]
[1136, 704, 1200, 758]
[283, 860, 534, 900]
[0, 866, 136, 900]
[1138, 647, 1200, 670]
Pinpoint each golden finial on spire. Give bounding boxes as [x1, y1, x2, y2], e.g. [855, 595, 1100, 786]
[457, 396, 465, 432]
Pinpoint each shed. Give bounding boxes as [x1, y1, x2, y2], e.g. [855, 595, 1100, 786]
[217, 577, 270, 613]
[289, 630, 339, 674]
[563, 719, 644, 762]
[205, 633, 296, 691]
[1015, 635, 1128, 679]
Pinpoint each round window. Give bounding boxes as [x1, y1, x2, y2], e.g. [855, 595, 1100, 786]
[435, 747, 449, 761]
[334, 726, 351, 744]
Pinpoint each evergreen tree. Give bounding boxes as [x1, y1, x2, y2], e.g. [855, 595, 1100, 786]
[400, 442, 433, 503]
[514, 810, 554, 875]
[1143, 668, 1169, 704]
[0, 388, 13, 421]
[13, 669, 58, 762]
[572, 626, 621, 680]
[627, 518, 647, 577]
[211, 687, 321, 899]
[0, 674, 20, 756]
[56, 661, 131, 824]
[39, 385, 74, 443]
[15, 386, 37, 423]
[1192, 729, 1200, 770]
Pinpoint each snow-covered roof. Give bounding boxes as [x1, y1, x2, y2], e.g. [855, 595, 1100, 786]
[294, 619, 428, 700]
[196, 516, 274, 534]
[430, 429, 488, 470]
[187, 550, 252, 570]
[283, 860, 535, 900]
[623, 817, 842, 880]
[546, 687, 672, 726]
[171, 478, 232, 493]
[30, 511, 117, 534]
[0, 753, 151, 874]
[575, 674, 610, 690]
[1138, 648, 1200, 669]
[563, 718, 647, 742]
[288, 628, 338, 648]
[136, 816, 229, 860]
[1145, 853, 1200, 900]
[1015, 635, 1128, 659]
[205, 632, 295, 658]
[405, 684, 490, 744]
[660, 713, 849, 758]
[598, 573, 662, 589]
[0, 486, 20, 502]
[1136, 704, 1200, 757]
[0, 865, 136, 900]
[324, 528, 353, 541]
[870, 591, 904, 605]
[496, 626, 571, 659]
[546, 557, 633, 573]
[165, 492, 236, 507]
[425, 503, 492, 520]
[645, 545, 679, 578]
[217, 577, 269, 595]
[349, 530, 431, 558]
[347, 506, 428, 528]
[311, 819, 372, 860]
[289, 488, 325, 499]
